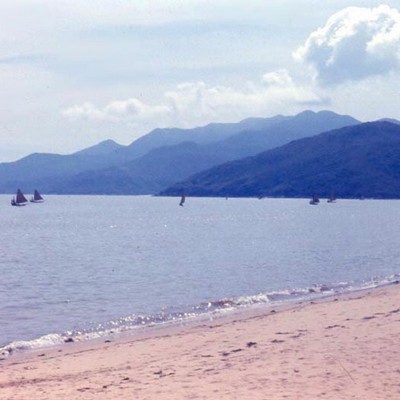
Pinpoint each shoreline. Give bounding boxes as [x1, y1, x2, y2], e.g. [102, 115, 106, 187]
[2, 275, 398, 361]
[1, 284, 400, 399]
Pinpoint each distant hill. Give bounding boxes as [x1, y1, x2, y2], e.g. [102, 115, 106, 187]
[42, 110, 360, 194]
[0, 113, 293, 193]
[160, 121, 400, 199]
[48, 142, 218, 194]
[122, 114, 289, 159]
[208, 110, 359, 160]
[0, 110, 360, 194]
[72, 139, 123, 157]
[378, 118, 400, 126]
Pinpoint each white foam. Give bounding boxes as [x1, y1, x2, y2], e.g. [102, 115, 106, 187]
[1, 274, 398, 360]
[0, 333, 65, 359]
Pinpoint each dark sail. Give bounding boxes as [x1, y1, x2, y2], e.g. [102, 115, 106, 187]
[34, 190, 43, 201]
[327, 192, 336, 203]
[309, 193, 320, 205]
[16, 189, 28, 204]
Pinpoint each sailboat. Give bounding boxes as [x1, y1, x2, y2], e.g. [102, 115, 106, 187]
[179, 194, 186, 206]
[11, 189, 28, 206]
[30, 190, 44, 203]
[327, 193, 336, 203]
[309, 194, 320, 205]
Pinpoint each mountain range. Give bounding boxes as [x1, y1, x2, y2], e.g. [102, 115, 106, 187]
[160, 121, 400, 199]
[0, 110, 360, 195]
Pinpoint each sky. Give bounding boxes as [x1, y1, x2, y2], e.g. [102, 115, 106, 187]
[1, 1, 400, 162]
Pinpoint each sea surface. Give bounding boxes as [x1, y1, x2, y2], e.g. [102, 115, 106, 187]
[1, 195, 399, 356]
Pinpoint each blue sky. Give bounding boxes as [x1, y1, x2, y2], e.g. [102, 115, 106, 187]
[1, 1, 400, 161]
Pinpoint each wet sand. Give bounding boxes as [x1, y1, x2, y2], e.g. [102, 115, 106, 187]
[1, 285, 399, 399]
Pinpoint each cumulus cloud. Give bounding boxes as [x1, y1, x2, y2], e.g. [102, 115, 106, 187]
[294, 5, 400, 85]
[62, 72, 325, 129]
[63, 98, 171, 124]
[63, 102, 107, 121]
[262, 69, 294, 86]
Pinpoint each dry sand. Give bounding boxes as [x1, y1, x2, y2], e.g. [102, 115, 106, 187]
[1, 285, 400, 399]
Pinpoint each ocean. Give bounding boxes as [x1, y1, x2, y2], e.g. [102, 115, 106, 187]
[1, 195, 399, 357]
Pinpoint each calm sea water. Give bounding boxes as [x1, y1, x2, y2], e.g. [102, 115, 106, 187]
[1, 195, 399, 354]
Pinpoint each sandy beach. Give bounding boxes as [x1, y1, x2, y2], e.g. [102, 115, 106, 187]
[1, 285, 399, 400]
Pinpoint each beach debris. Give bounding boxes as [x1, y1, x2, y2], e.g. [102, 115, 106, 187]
[336, 359, 356, 383]
[362, 316, 376, 320]
[246, 341, 257, 348]
[325, 324, 345, 329]
[64, 337, 74, 343]
[77, 387, 91, 392]
[271, 339, 285, 344]
[153, 369, 175, 378]
[290, 333, 304, 339]
[231, 348, 243, 353]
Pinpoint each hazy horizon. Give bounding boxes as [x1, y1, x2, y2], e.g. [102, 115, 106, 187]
[1, 1, 400, 161]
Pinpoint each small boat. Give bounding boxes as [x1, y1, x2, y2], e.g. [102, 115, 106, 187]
[327, 193, 336, 203]
[11, 189, 28, 206]
[30, 189, 44, 203]
[309, 194, 320, 205]
[179, 194, 186, 206]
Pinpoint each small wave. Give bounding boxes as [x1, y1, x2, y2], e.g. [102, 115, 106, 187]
[1, 273, 398, 360]
[0, 333, 65, 360]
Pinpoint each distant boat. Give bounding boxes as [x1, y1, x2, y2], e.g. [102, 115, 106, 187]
[309, 194, 320, 205]
[30, 190, 44, 203]
[327, 193, 336, 203]
[11, 189, 28, 206]
[179, 194, 186, 206]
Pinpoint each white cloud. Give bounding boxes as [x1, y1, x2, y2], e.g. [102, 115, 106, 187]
[63, 98, 172, 126]
[3, 1, 400, 162]
[62, 72, 325, 129]
[262, 69, 293, 86]
[63, 102, 107, 121]
[294, 5, 400, 85]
